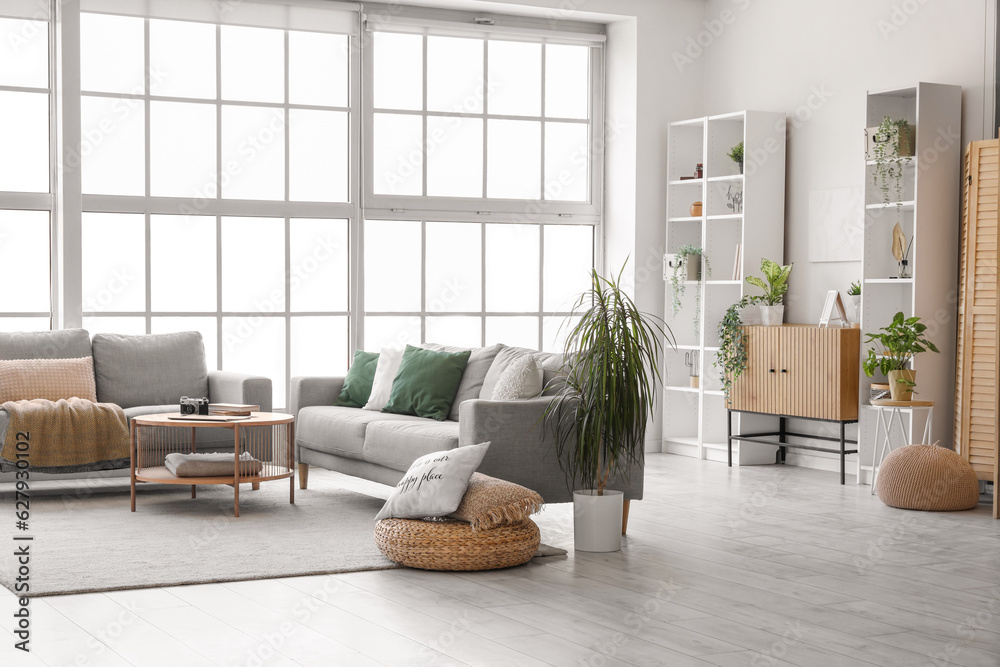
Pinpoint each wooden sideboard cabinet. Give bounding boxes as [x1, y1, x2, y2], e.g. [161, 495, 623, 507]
[728, 324, 861, 483]
[729, 324, 861, 419]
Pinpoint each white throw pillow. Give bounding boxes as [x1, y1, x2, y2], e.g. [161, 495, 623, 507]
[374, 442, 491, 521]
[491, 354, 544, 400]
[363, 347, 404, 411]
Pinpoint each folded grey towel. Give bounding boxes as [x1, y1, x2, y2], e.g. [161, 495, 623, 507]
[165, 452, 263, 477]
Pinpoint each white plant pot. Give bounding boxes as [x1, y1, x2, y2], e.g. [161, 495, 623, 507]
[759, 305, 784, 326]
[738, 304, 761, 325]
[850, 294, 862, 322]
[573, 490, 624, 552]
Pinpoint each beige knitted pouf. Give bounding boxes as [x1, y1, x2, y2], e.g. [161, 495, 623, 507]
[876, 444, 980, 511]
[374, 518, 540, 571]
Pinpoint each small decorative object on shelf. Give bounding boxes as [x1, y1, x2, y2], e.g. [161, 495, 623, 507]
[868, 116, 914, 208]
[818, 290, 850, 328]
[862, 311, 939, 401]
[696, 163, 704, 179]
[891, 222, 913, 278]
[690, 201, 702, 216]
[726, 185, 743, 213]
[669, 245, 711, 335]
[745, 258, 791, 326]
[727, 141, 744, 174]
[685, 351, 700, 388]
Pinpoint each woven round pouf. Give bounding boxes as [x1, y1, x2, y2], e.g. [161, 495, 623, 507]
[876, 444, 980, 511]
[375, 518, 540, 571]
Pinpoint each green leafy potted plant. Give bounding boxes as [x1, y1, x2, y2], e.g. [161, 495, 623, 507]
[728, 141, 744, 174]
[870, 116, 913, 208]
[715, 294, 764, 403]
[668, 245, 711, 335]
[745, 258, 792, 326]
[862, 311, 939, 401]
[546, 265, 673, 552]
[847, 280, 861, 321]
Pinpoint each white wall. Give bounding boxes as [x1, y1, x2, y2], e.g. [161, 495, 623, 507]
[703, 0, 994, 324]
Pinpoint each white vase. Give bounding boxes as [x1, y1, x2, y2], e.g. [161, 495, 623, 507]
[850, 294, 862, 322]
[573, 490, 624, 552]
[738, 304, 761, 325]
[759, 305, 784, 326]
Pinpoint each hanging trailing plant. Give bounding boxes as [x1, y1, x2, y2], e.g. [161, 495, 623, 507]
[715, 294, 764, 403]
[669, 244, 711, 336]
[871, 116, 911, 209]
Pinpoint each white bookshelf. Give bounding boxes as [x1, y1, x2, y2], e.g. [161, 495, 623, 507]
[857, 83, 962, 484]
[663, 110, 786, 464]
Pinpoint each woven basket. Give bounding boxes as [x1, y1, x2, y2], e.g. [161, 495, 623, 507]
[374, 518, 540, 571]
[876, 444, 980, 511]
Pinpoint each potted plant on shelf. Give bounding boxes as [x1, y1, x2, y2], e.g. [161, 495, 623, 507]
[546, 265, 673, 552]
[870, 116, 913, 209]
[862, 311, 939, 401]
[668, 245, 711, 336]
[848, 280, 861, 321]
[716, 294, 764, 403]
[745, 258, 792, 326]
[728, 141, 744, 174]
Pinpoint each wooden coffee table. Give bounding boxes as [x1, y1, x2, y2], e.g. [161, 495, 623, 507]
[130, 412, 295, 517]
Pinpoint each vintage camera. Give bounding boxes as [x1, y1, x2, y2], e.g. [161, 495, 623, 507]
[179, 396, 210, 416]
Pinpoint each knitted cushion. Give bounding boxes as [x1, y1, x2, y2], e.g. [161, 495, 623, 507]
[374, 518, 540, 571]
[450, 472, 543, 532]
[876, 444, 980, 511]
[0, 357, 97, 402]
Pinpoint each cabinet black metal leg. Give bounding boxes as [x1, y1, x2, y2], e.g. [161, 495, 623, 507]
[727, 410, 733, 467]
[779, 417, 787, 464]
[840, 421, 846, 485]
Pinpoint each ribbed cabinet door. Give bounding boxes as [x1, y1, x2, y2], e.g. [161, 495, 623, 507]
[777, 327, 838, 420]
[956, 139, 1000, 482]
[730, 326, 777, 413]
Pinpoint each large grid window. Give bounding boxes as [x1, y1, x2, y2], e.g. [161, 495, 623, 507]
[78, 5, 356, 408]
[362, 21, 604, 351]
[0, 2, 605, 405]
[0, 11, 52, 331]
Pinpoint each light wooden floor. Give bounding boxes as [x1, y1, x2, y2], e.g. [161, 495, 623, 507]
[3, 453, 999, 667]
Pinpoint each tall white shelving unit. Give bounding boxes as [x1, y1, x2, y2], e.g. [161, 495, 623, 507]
[857, 83, 962, 484]
[663, 111, 786, 463]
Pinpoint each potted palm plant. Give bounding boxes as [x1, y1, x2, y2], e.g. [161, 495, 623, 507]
[546, 265, 672, 552]
[746, 258, 792, 326]
[862, 311, 939, 401]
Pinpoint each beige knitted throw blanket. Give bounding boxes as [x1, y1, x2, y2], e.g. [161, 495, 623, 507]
[1, 398, 129, 470]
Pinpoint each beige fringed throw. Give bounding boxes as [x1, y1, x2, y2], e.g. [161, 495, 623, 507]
[1, 398, 129, 469]
[450, 472, 544, 532]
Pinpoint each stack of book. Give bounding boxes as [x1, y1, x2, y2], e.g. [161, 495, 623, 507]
[208, 403, 260, 417]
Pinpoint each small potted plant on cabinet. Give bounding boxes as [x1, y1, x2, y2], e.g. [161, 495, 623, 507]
[668, 245, 711, 335]
[546, 265, 672, 552]
[728, 141, 744, 174]
[862, 311, 939, 401]
[848, 280, 861, 321]
[745, 258, 792, 326]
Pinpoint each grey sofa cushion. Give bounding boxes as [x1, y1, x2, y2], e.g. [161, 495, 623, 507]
[423, 343, 502, 421]
[296, 406, 416, 460]
[362, 419, 460, 472]
[92, 332, 209, 409]
[481, 346, 569, 399]
[0, 329, 92, 360]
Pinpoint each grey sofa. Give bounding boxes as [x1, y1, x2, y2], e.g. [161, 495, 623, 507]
[0, 329, 271, 473]
[289, 344, 643, 519]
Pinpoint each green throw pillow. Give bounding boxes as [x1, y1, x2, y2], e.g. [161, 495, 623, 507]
[383, 345, 471, 421]
[335, 350, 380, 408]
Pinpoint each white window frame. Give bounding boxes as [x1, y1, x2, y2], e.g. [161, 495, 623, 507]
[72, 0, 363, 409]
[0, 4, 56, 328]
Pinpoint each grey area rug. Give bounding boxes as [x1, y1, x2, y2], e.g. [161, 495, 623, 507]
[1, 478, 566, 597]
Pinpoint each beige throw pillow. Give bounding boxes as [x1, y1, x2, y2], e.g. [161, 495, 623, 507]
[490, 354, 543, 400]
[0, 357, 98, 403]
[451, 473, 544, 532]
